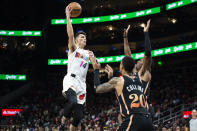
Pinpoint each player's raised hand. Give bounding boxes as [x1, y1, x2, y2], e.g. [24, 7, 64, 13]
[105, 64, 113, 79]
[123, 25, 131, 38]
[144, 19, 151, 32]
[65, 6, 72, 18]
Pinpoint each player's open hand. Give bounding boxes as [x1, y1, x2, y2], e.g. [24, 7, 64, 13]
[105, 64, 113, 79]
[144, 19, 151, 32]
[123, 25, 131, 38]
[65, 6, 72, 18]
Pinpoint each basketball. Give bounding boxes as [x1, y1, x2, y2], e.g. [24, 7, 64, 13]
[68, 2, 82, 17]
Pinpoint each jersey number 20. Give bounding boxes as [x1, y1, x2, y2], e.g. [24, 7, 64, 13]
[129, 94, 147, 108]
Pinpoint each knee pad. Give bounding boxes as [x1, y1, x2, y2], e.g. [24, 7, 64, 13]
[63, 88, 77, 117]
[69, 96, 77, 106]
[65, 88, 77, 105]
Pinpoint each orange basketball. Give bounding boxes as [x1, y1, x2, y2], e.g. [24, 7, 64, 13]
[68, 2, 82, 17]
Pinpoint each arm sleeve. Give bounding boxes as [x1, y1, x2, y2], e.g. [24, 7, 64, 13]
[144, 32, 151, 56]
[94, 69, 100, 89]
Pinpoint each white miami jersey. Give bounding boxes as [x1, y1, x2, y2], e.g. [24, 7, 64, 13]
[67, 47, 89, 81]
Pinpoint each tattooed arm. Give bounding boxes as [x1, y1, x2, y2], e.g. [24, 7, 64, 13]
[91, 56, 119, 93]
[96, 77, 119, 93]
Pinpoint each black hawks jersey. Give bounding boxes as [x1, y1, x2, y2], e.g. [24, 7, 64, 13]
[116, 73, 149, 118]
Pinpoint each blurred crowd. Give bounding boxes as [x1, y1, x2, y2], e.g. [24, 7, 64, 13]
[0, 57, 197, 131]
[1, 30, 197, 131]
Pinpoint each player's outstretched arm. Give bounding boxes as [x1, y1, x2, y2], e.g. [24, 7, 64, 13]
[91, 57, 118, 93]
[139, 19, 152, 76]
[123, 25, 132, 57]
[96, 77, 119, 93]
[65, 6, 76, 54]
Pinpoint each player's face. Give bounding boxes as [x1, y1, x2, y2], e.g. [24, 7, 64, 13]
[76, 34, 86, 48]
[192, 110, 197, 117]
[135, 58, 143, 71]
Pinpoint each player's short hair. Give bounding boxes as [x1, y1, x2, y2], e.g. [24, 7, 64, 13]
[121, 56, 135, 73]
[192, 109, 197, 112]
[75, 31, 86, 39]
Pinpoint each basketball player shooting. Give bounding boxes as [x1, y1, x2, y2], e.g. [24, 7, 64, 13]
[61, 5, 96, 131]
[91, 20, 153, 131]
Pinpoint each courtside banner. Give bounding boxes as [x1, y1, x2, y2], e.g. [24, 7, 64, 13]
[48, 41, 197, 65]
[183, 111, 192, 119]
[2, 109, 23, 116]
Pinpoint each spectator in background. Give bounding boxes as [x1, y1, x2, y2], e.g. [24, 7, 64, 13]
[162, 127, 167, 131]
[175, 126, 180, 131]
[189, 109, 197, 131]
